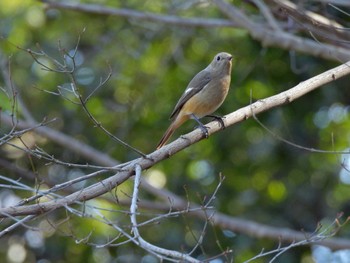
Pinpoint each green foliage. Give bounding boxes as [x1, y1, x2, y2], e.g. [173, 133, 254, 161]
[1, 1, 349, 262]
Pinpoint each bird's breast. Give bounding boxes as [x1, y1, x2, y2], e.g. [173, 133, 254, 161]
[180, 75, 231, 118]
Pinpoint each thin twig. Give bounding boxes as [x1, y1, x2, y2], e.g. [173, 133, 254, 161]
[252, 0, 281, 31]
[0, 215, 37, 237]
[130, 165, 200, 262]
[249, 91, 350, 154]
[244, 215, 348, 262]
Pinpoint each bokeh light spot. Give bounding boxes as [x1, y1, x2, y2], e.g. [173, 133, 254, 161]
[76, 67, 95, 85]
[313, 107, 330, 129]
[267, 180, 286, 202]
[26, 6, 45, 28]
[146, 169, 167, 188]
[7, 243, 26, 263]
[188, 160, 215, 185]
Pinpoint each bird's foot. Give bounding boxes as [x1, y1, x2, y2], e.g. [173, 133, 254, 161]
[206, 114, 226, 129]
[198, 124, 209, 138]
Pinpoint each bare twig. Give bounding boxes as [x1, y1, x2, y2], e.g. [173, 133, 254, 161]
[1, 113, 119, 166]
[244, 215, 349, 262]
[24, 39, 147, 157]
[140, 179, 350, 251]
[252, 0, 282, 31]
[0, 215, 37, 237]
[130, 165, 200, 262]
[249, 91, 350, 154]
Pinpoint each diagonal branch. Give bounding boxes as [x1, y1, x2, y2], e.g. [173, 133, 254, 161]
[1, 60, 349, 212]
[39, 0, 350, 61]
[1, 60, 350, 249]
[212, 0, 350, 61]
[267, 0, 350, 47]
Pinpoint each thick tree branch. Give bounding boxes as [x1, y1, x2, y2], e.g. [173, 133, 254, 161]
[39, 0, 350, 61]
[2, 61, 350, 215]
[267, 0, 350, 47]
[1, 61, 350, 249]
[212, 0, 350, 61]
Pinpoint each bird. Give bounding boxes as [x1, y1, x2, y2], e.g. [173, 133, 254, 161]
[156, 52, 233, 149]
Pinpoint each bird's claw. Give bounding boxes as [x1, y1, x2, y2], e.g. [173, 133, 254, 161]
[206, 115, 226, 129]
[198, 125, 209, 138]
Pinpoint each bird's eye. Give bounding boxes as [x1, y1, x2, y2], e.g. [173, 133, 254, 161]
[216, 56, 221, 61]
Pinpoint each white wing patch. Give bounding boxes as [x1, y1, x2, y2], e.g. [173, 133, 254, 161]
[184, 87, 194, 94]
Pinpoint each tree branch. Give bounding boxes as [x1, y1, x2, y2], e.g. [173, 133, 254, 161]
[2, 61, 350, 214]
[1, 61, 350, 249]
[0, 114, 118, 167]
[139, 179, 350, 251]
[40, 0, 237, 28]
[212, 0, 350, 61]
[39, 0, 350, 61]
[130, 165, 200, 262]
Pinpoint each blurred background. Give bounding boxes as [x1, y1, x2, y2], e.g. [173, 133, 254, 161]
[0, 0, 350, 262]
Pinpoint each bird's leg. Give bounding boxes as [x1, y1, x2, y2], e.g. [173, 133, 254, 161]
[191, 114, 209, 138]
[205, 114, 226, 129]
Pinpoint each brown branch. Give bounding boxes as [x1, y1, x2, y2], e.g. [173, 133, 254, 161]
[270, 0, 345, 29]
[2, 60, 349, 212]
[39, 0, 350, 61]
[40, 0, 238, 28]
[1, 61, 349, 206]
[1, 61, 350, 249]
[213, 0, 350, 62]
[267, 0, 350, 47]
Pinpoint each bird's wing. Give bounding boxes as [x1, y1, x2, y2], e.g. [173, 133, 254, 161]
[169, 70, 211, 119]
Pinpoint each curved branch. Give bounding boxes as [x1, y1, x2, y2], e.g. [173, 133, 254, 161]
[130, 165, 200, 262]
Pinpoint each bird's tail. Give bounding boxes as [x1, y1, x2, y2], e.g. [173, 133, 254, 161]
[156, 124, 176, 149]
[156, 115, 187, 149]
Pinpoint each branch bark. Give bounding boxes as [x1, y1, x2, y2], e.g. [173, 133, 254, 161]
[40, 0, 237, 28]
[1, 60, 350, 248]
[39, 0, 350, 61]
[130, 165, 200, 262]
[212, 0, 350, 61]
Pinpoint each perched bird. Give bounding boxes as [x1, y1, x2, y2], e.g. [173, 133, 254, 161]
[156, 52, 233, 149]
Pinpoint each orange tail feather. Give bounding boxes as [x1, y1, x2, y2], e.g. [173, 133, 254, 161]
[156, 115, 188, 149]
